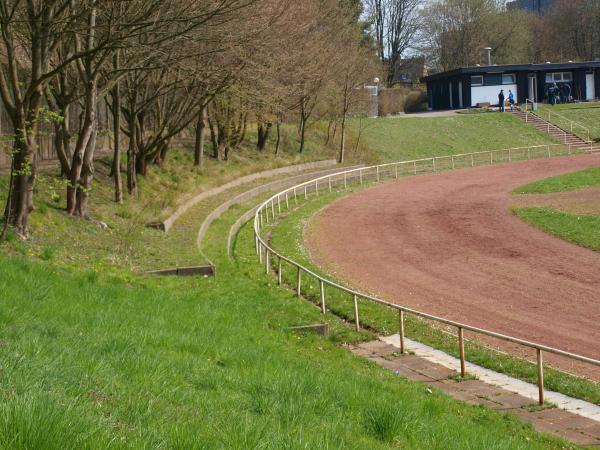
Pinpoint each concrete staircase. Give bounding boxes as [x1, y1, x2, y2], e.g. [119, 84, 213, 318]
[511, 110, 600, 153]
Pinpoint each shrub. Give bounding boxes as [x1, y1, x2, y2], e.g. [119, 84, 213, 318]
[404, 91, 428, 113]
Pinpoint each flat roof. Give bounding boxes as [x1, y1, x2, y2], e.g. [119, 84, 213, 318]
[423, 61, 600, 82]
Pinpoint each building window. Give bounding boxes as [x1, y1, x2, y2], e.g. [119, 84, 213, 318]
[502, 74, 516, 84]
[471, 75, 483, 86]
[545, 72, 573, 83]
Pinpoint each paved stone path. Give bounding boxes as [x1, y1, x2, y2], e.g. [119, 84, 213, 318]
[351, 338, 600, 447]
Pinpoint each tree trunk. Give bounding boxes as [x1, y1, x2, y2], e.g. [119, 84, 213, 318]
[299, 115, 307, 153]
[208, 115, 218, 159]
[194, 106, 206, 168]
[112, 54, 123, 203]
[127, 112, 137, 196]
[67, 83, 97, 215]
[339, 109, 347, 164]
[75, 126, 97, 217]
[275, 120, 281, 156]
[4, 128, 37, 235]
[257, 122, 272, 151]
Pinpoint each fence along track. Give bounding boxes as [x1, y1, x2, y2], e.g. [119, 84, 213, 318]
[252, 143, 600, 406]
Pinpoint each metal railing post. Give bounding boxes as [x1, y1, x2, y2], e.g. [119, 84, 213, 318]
[304, 184, 308, 200]
[432, 158, 436, 172]
[547, 145, 551, 158]
[296, 267, 301, 297]
[452, 155, 455, 169]
[271, 201, 275, 219]
[537, 349, 545, 405]
[315, 179, 319, 196]
[395, 164, 399, 179]
[265, 247, 270, 274]
[458, 327, 466, 377]
[319, 280, 326, 314]
[328, 176, 332, 192]
[344, 173, 347, 189]
[399, 309, 405, 354]
[508, 149, 512, 162]
[277, 196, 281, 213]
[294, 188, 298, 204]
[285, 192, 289, 209]
[353, 294, 360, 331]
[489, 151, 493, 165]
[528, 147, 531, 159]
[413, 160, 417, 175]
[376, 166, 380, 182]
[258, 240, 262, 263]
[277, 257, 282, 286]
[359, 169, 363, 184]
[471, 154, 474, 167]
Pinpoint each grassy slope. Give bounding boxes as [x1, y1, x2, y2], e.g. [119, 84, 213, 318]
[0, 205, 570, 449]
[0, 123, 376, 272]
[268, 187, 600, 406]
[513, 166, 600, 252]
[350, 113, 555, 162]
[537, 102, 600, 141]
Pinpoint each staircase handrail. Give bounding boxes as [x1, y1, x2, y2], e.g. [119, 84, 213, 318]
[545, 110, 591, 144]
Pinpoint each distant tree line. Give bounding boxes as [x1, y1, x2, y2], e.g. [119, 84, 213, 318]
[0, 0, 376, 236]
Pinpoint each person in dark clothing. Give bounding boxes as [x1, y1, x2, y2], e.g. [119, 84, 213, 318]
[498, 90, 505, 112]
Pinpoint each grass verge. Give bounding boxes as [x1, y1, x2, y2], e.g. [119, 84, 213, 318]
[513, 166, 600, 194]
[265, 186, 600, 406]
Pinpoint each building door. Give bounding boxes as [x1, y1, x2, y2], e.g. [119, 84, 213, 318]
[449, 82, 453, 109]
[458, 82, 463, 108]
[528, 75, 537, 102]
[586, 73, 595, 100]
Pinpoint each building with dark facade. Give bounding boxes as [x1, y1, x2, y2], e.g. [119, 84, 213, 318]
[422, 61, 600, 110]
[507, 0, 555, 15]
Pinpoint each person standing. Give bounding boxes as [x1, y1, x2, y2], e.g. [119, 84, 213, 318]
[498, 89, 505, 112]
[508, 90, 515, 111]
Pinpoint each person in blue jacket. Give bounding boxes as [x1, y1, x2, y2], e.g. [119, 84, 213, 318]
[508, 90, 515, 111]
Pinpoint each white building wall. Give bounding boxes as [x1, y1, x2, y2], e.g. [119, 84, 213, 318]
[471, 84, 518, 107]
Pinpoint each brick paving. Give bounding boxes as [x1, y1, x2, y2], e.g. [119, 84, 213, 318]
[351, 340, 600, 447]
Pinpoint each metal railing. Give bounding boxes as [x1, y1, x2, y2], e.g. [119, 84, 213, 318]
[523, 99, 593, 148]
[252, 144, 600, 405]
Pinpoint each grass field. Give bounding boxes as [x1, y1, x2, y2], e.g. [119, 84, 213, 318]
[513, 166, 600, 252]
[266, 187, 600, 407]
[349, 113, 555, 162]
[537, 102, 600, 141]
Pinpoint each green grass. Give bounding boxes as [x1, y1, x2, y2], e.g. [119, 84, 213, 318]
[514, 207, 600, 251]
[349, 114, 555, 162]
[537, 102, 600, 141]
[266, 187, 600, 407]
[514, 166, 600, 194]
[0, 203, 573, 449]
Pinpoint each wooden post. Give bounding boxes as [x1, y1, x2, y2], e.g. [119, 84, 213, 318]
[413, 161, 417, 174]
[490, 151, 493, 165]
[304, 184, 308, 200]
[528, 147, 531, 159]
[508, 149, 512, 162]
[359, 169, 363, 184]
[376, 166, 380, 182]
[294, 188, 298, 204]
[285, 192, 289, 209]
[547, 145, 551, 158]
[458, 327, 466, 377]
[399, 310, 405, 354]
[451, 155, 455, 169]
[296, 267, 301, 297]
[344, 173, 347, 189]
[537, 349, 545, 405]
[277, 257, 282, 286]
[395, 164, 399, 179]
[471, 154, 474, 167]
[432, 158, 436, 172]
[319, 280, 326, 314]
[353, 294, 360, 331]
[328, 176, 332, 192]
[315, 179, 319, 196]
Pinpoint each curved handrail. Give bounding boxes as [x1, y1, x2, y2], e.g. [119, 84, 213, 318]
[251, 144, 600, 405]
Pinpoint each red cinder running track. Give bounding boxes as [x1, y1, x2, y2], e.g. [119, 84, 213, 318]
[306, 154, 600, 377]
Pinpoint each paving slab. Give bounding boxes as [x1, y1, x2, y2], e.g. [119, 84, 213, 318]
[351, 337, 600, 447]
